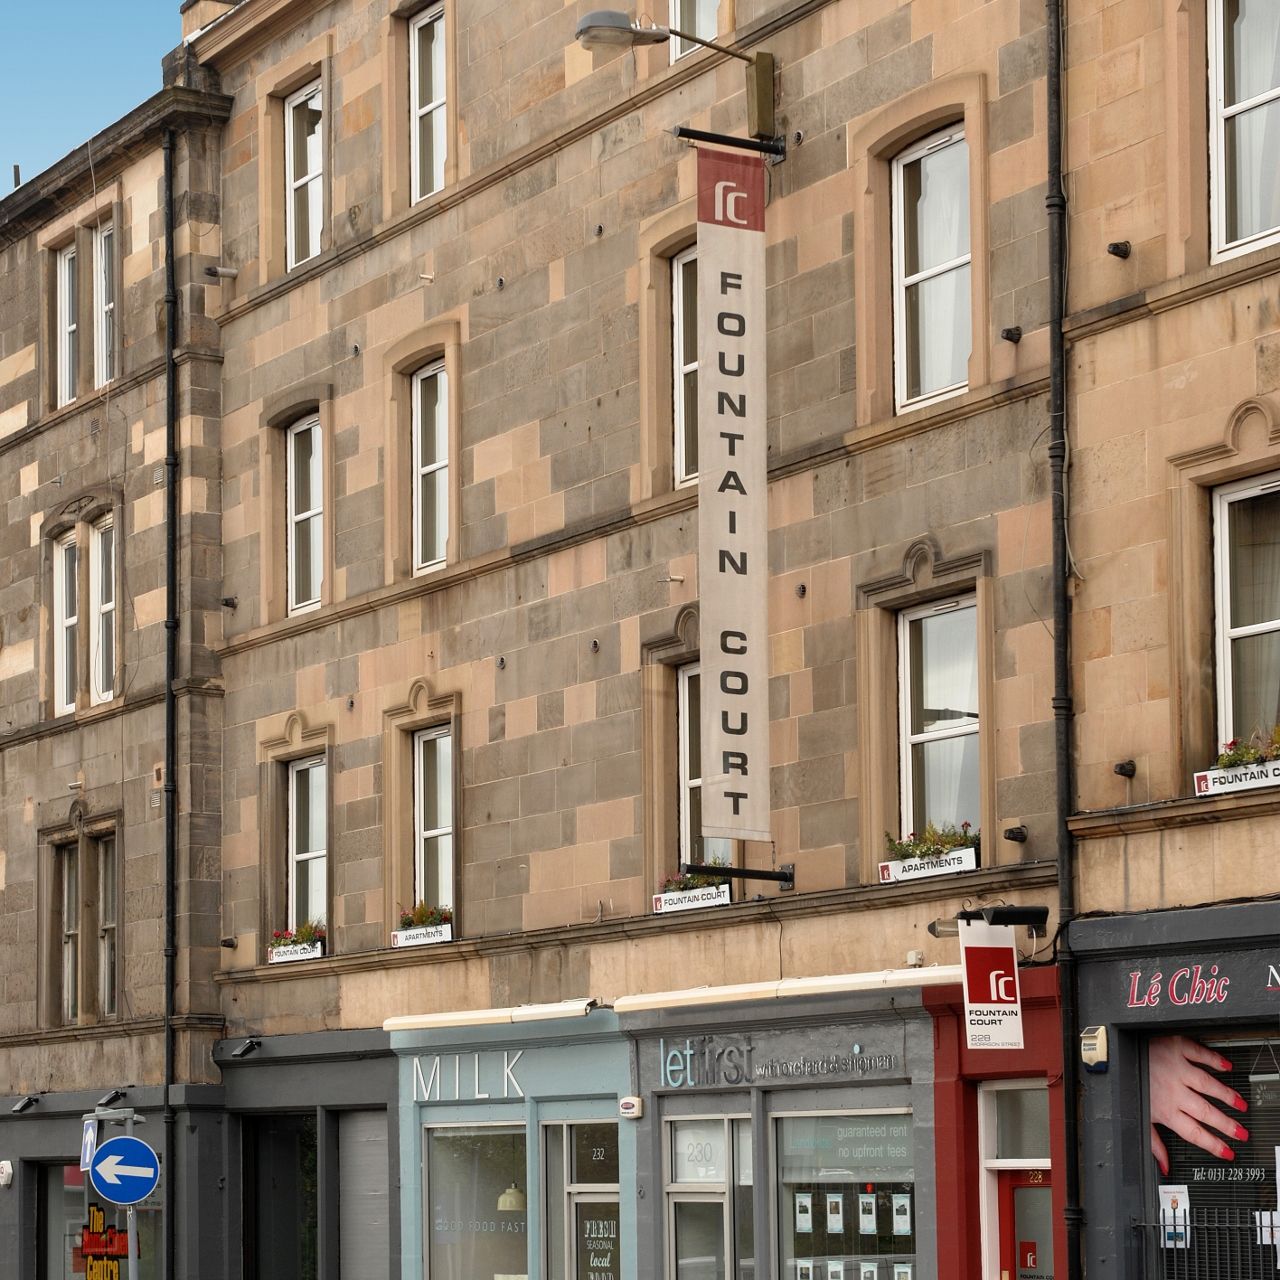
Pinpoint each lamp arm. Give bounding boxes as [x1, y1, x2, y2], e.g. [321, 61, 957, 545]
[664, 25, 755, 63]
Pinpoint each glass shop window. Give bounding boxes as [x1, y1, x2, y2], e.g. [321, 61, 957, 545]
[777, 1113, 916, 1280]
[545, 1121, 621, 1280]
[1143, 1035, 1280, 1279]
[41, 1162, 161, 1280]
[426, 1125, 528, 1279]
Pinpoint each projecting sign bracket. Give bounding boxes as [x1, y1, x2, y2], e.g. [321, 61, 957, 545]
[673, 125, 787, 158]
[679, 862, 795, 889]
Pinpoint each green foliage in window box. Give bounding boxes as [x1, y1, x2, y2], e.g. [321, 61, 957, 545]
[397, 902, 454, 931]
[884, 822, 979, 861]
[1214, 727, 1280, 769]
[272, 920, 327, 947]
[660, 862, 731, 894]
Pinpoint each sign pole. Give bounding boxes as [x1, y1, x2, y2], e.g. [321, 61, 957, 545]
[124, 1111, 138, 1280]
[127, 1204, 139, 1280]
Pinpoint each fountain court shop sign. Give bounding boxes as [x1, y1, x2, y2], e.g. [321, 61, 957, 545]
[697, 148, 772, 844]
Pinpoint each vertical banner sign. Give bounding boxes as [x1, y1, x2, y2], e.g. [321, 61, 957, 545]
[959, 918, 1025, 1049]
[697, 148, 772, 842]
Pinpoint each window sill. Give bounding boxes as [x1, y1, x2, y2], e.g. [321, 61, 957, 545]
[1069, 786, 1280, 840]
[1066, 237, 1280, 341]
[215, 861, 1059, 984]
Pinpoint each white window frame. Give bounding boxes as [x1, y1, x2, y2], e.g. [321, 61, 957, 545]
[897, 594, 979, 836]
[97, 833, 118, 1018]
[56, 244, 78, 407]
[53, 531, 79, 716]
[669, 0, 717, 61]
[677, 663, 704, 866]
[663, 1114, 751, 1280]
[413, 724, 454, 909]
[89, 515, 116, 705]
[286, 756, 327, 932]
[1208, 1, 1280, 262]
[411, 360, 449, 573]
[891, 126, 971, 412]
[284, 79, 324, 270]
[672, 244, 699, 486]
[59, 843, 79, 1024]
[286, 416, 323, 615]
[93, 222, 115, 387]
[977, 1081, 1051, 1280]
[1213, 470, 1280, 743]
[410, 5, 447, 204]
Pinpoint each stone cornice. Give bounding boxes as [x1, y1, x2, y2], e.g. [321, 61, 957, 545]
[214, 860, 1059, 985]
[1069, 788, 1280, 839]
[0, 87, 233, 246]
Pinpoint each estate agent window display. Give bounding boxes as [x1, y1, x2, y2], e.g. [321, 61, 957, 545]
[663, 1107, 920, 1280]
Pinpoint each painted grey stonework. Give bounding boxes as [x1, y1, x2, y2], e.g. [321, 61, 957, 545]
[1074, 904, 1280, 1279]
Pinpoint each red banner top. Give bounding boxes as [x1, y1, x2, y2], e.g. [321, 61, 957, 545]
[697, 149, 766, 232]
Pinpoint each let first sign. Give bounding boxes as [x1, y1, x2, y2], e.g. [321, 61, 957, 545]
[89, 1135, 160, 1206]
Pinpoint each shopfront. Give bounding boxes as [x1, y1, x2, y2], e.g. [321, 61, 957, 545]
[214, 1026, 399, 1280]
[1074, 903, 1280, 1279]
[0, 1084, 224, 1280]
[617, 973, 957, 1280]
[925, 965, 1066, 1280]
[386, 1000, 634, 1280]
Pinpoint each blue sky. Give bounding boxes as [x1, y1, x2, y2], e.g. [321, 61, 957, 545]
[0, 1, 183, 188]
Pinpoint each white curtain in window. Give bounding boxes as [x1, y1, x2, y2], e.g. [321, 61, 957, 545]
[1228, 489, 1280, 736]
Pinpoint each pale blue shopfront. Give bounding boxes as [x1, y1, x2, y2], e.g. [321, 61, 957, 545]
[390, 1006, 635, 1280]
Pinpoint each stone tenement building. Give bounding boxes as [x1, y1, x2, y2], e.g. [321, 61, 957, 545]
[1, 0, 1279, 1277]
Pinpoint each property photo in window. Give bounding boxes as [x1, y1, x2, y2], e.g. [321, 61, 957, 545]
[411, 6, 446, 202]
[892, 127, 971, 410]
[1214, 472, 1280, 744]
[898, 596, 979, 835]
[1210, 1, 1280, 257]
[285, 80, 324, 269]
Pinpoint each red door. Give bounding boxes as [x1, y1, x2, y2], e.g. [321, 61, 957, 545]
[997, 1170, 1054, 1280]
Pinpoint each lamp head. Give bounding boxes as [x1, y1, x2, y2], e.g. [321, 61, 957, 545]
[575, 10, 670, 50]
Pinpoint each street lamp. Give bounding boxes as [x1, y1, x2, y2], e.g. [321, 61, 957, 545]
[574, 9, 777, 140]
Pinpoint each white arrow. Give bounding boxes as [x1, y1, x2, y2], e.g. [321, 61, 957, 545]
[95, 1154, 155, 1185]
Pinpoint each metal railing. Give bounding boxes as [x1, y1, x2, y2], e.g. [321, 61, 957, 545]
[1135, 1207, 1280, 1278]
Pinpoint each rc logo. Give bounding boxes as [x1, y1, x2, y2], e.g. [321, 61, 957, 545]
[714, 180, 749, 226]
[963, 946, 1021, 1005]
[1020, 1242, 1037, 1268]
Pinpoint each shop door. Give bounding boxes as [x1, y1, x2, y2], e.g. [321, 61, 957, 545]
[997, 1171, 1054, 1280]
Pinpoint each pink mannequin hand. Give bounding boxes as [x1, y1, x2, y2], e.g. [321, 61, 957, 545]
[1149, 1036, 1248, 1176]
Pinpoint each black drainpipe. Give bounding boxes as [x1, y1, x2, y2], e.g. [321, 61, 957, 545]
[162, 127, 179, 1280]
[1046, 3, 1082, 1279]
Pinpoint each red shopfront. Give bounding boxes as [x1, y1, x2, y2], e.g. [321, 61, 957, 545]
[925, 966, 1067, 1280]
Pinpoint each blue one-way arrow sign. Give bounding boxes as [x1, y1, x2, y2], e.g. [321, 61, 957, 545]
[89, 1135, 160, 1206]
